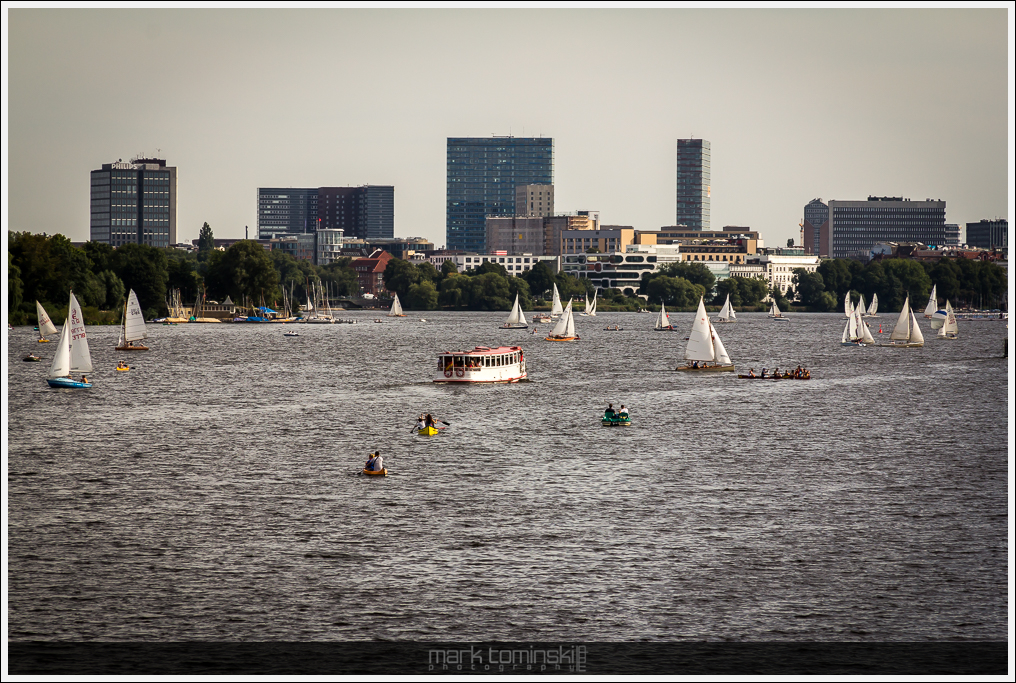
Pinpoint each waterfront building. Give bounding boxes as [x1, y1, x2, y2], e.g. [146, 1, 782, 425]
[678, 238, 754, 265]
[351, 249, 392, 296]
[318, 185, 394, 240]
[562, 244, 682, 295]
[637, 225, 760, 246]
[753, 248, 820, 294]
[191, 237, 272, 251]
[802, 198, 829, 256]
[944, 224, 961, 248]
[965, 219, 1007, 250]
[561, 227, 634, 255]
[447, 136, 554, 252]
[257, 188, 319, 239]
[826, 196, 947, 259]
[456, 252, 560, 275]
[270, 233, 318, 263]
[486, 216, 547, 255]
[363, 237, 433, 260]
[543, 212, 599, 255]
[90, 157, 177, 247]
[316, 228, 345, 266]
[676, 139, 710, 231]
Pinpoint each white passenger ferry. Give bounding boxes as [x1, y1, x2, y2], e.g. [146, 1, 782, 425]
[434, 345, 528, 383]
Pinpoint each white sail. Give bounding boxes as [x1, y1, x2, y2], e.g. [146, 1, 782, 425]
[867, 293, 878, 316]
[588, 290, 597, 316]
[844, 292, 852, 318]
[505, 294, 527, 326]
[908, 309, 925, 345]
[48, 319, 71, 379]
[858, 307, 875, 344]
[857, 294, 866, 318]
[890, 296, 912, 341]
[36, 301, 58, 336]
[709, 320, 732, 366]
[770, 300, 781, 317]
[656, 302, 670, 329]
[549, 299, 573, 336]
[847, 307, 858, 340]
[841, 317, 851, 344]
[717, 294, 735, 321]
[924, 285, 937, 317]
[940, 300, 958, 337]
[388, 294, 403, 316]
[123, 289, 148, 342]
[550, 284, 563, 316]
[67, 292, 92, 373]
[685, 297, 715, 362]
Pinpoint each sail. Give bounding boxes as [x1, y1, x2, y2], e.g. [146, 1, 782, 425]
[847, 307, 858, 340]
[124, 289, 148, 341]
[709, 321, 732, 366]
[389, 294, 403, 316]
[858, 308, 875, 343]
[841, 318, 851, 344]
[48, 319, 71, 378]
[771, 300, 781, 317]
[889, 296, 912, 341]
[36, 301, 58, 336]
[857, 294, 866, 317]
[942, 300, 958, 336]
[550, 284, 563, 316]
[656, 302, 669, 329]
[506, 294, 526, 325]
[924, 285, 937, 316]
[908, 309, 925, 345]
[868, 293, 878, 316]
[564, 301, 576, 337]
[584, 292, 590, 314]
[844, 292, 852, 317]
[67, 292, 92, 373]
[717, 294, 732, 320]
[588, 290, 597, 316]
[549, 299, 572, 336]
[685, 297, 715, 362]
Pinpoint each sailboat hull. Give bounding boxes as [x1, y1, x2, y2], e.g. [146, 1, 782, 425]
[877, 342, 924, 348]
[544, 336, 580, 342]
[47, 377, 92, 389]
[115, 344, 149, 351]
[500, 324, 529, 329]
[676, 364, 735, 372]
[653, 326, 677, 331]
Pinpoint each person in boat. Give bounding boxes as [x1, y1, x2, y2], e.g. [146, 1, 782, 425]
[619, 405, 629, 419]
[604, 404, 616, 420]
[415, 415, 427, 431]
[760, 367, 767, 378]
[692, 361, 699, 369]
[748, 368, 756, 378]
[365, 451, 383, 472]
[425, 414, 436, 429]
[772, 367, 779, 378]
[81, 375, 88, 384]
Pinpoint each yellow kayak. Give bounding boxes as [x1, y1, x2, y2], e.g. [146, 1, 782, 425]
[362, 468, 388, 477]
[116, 366, 130, 372]
[417, 426, 440, 436]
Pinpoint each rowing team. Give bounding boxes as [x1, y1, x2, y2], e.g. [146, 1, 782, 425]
[746, 365, 810, 379]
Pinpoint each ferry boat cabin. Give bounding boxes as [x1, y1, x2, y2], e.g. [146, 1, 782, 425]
[435, 346, 527, 383]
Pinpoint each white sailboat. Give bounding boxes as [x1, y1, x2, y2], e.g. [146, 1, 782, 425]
[47, 291, 93, 388]
[880, 295, 925, 347]
[769, 300, 788, 321]
[545, 299, 579, 341]
[924, 285, 938, 318]
[937, 300, 958, 339]
[35, 301, 57, 342]
[550, 283, 564, 317]
[857, 294, 867, 319]
[843, 291, 852, 319]
[580, 289, 597, 317]
[865, 293, 879, 317]
[387, 293, 405, 317]
[715, 294, 736, 323]
[116, 289, 149, 350]
[842, 304, 875, 345]
[502, 293, 529, 328]
[677, 297, 734, 371]
[654, 302, 675, 330]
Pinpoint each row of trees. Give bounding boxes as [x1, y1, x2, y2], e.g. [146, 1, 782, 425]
[7, 225, 361, 324]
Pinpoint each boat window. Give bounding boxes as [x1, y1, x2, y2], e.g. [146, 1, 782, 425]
[437, 357, 443, 370]
[443, 356, 453, 371]
[454, 355, 464, 368]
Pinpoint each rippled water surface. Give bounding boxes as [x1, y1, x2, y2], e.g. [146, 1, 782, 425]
[6, 311, 1009, 641]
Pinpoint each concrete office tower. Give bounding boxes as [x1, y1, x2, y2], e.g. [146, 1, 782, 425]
[802, 198, 829, 255]
[258, 188, 320, 239]
[90, 158, 177, 247]
[965, 219, 1007, 249]
[826, 196, 947, 259]
[318, 185, 394, 240]
[676, 139, 710, 230]
[515, 184, 555, 217]
[447, 136, 554, 252]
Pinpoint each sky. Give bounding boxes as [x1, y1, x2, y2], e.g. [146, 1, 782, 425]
[5, 7, 1012, 249]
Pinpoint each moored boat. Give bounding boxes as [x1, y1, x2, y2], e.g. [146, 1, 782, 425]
[435, 345, 527, 383]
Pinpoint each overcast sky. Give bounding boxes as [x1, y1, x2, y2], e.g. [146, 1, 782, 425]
[6, 7, 1011, 248]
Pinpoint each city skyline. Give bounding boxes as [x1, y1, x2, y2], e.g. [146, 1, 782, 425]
[6, 8, 1010, 249]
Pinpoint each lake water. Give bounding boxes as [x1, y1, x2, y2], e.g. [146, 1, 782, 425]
[6, 311, 1009, 642]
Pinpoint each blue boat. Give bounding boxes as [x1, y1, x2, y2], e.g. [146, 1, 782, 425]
[47, 377, 92, 389]
[46, 291, 93, 390]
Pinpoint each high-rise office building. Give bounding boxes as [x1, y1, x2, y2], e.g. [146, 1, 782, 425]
[802, 198, 829, 255]
[447, 137, 554, 251]
[676, 139, 710, 230]
[90, 158, 177, 247]
[965, 219, 1007, 249]
[258, 185, 393, 241]
[257, 188, 319, 239]
[826, 196, 946, 259]
[515, 184, 555, 217]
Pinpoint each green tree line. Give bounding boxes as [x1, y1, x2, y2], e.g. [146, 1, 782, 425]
[7, 225, 361, 325]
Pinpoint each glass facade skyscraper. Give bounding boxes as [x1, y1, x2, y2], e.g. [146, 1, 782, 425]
[676, 139, 710, 231]
[447, 137, 554, 252]
[90, 158, 176, 247]
[827, 196, 946, 259]
[259, 186, 393, 241]
[257, 188, 320, 239]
